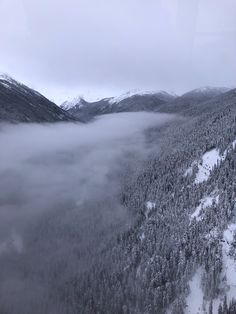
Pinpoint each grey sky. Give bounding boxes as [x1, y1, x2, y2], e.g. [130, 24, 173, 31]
[0, 0, 236, 103]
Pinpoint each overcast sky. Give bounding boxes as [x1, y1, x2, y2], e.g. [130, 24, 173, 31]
[0, 0, 236, 103]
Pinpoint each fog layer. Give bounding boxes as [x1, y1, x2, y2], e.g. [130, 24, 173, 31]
[0, 112, 173, 313]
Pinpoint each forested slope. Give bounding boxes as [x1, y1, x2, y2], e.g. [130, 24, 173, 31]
[0, 75, 75, 123]
[65, 89, 236, 314]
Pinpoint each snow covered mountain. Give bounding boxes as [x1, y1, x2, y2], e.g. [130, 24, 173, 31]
[60, 96, 88, 111]
[108, 89, 176, 105]
[62, 87, 231, 121]
[0, 75, 75, 123]
[62, 90, 177, 121]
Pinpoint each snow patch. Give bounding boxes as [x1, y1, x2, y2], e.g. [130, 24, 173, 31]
[195, 149, 222, 183]
[231, 139, 236, 150]
[145, 201, 156, 218]
[185, 148, 225, 183]
[222, 224, 236, 301]
[190, 194, 219, 222]
[140, 232, 145, 241]
[185, 268, 204, 314]
[186, 139, 236, 183]
[146, 201, 156, 210]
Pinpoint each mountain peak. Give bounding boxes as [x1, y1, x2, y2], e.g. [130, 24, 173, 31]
[60, 96, 87, 111]
[109, 89, 177, 105]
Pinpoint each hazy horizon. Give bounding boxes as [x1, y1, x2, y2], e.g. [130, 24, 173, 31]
[1, 0, 236, 104]
[1, 72, 235, 106]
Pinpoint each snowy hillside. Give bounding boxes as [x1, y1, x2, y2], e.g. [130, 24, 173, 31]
[0, 75, 75, 123]
[109, 89, 176, 105]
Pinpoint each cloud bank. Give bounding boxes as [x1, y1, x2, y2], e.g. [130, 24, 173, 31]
[0, 112, 174, 313]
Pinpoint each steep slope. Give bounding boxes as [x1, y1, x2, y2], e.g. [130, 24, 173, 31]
[65, 90, 176, 120]
[184, 87, 236, 116]
[0, 75, 75, 123]
[113, 88, 236, 314]
[58, 88, 236, 314]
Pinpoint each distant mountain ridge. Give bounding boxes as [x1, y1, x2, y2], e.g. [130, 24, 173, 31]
[108, 89, 177, 104]
[157, 86, 232, 116]
[60, 86, 232, 121]
[62, 90, 177, 121]
[181, 86, 230, 100]
[0, 75, 233, 123]
[0, 75, 75, 123]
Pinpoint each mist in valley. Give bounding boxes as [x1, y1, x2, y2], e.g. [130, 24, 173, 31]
[0, 112, 174, 313]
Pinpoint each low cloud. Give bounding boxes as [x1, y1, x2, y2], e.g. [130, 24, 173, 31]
[0, 112, 174, 313]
